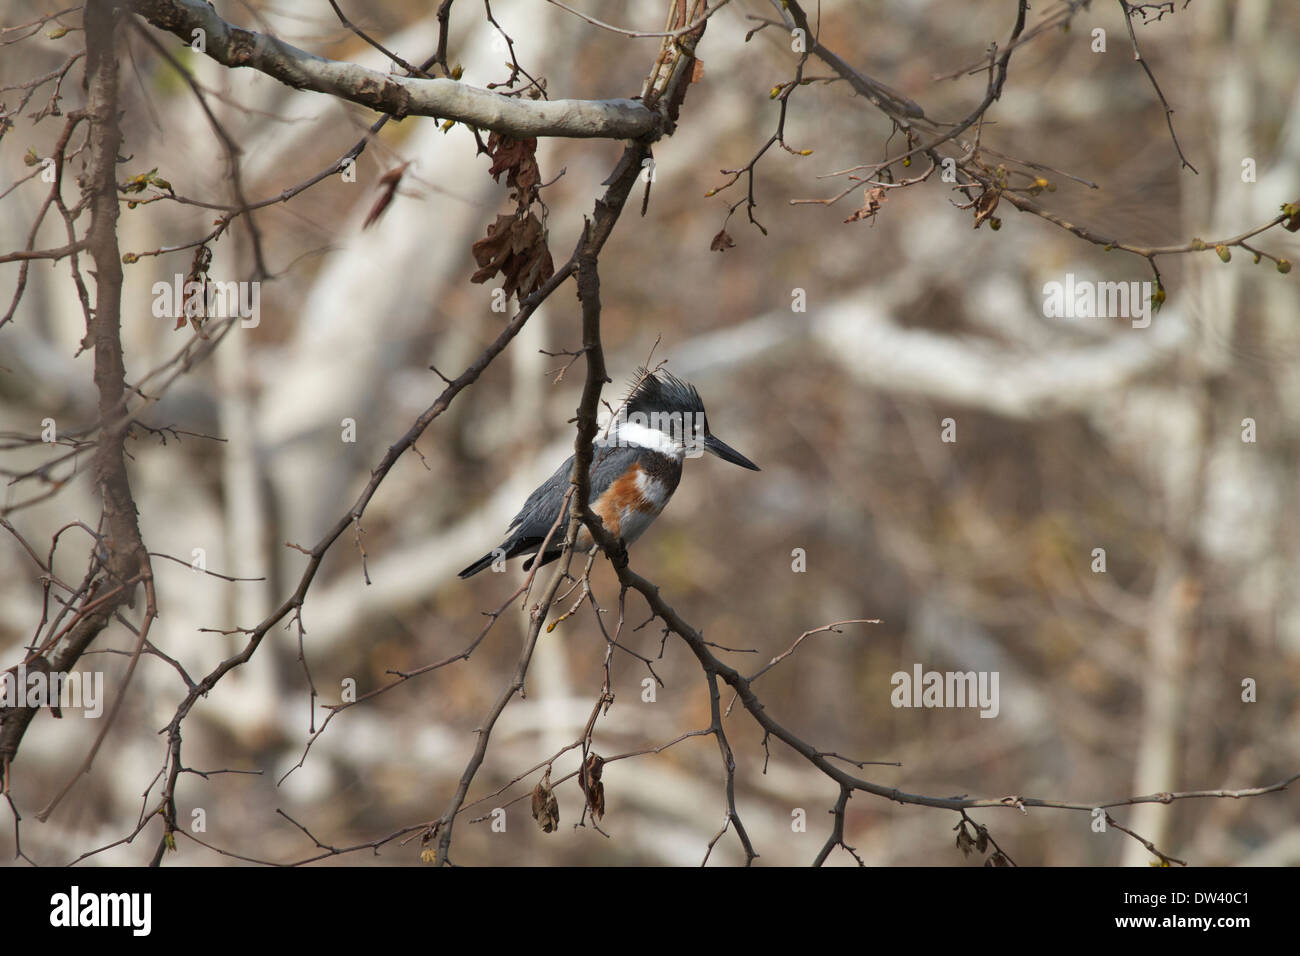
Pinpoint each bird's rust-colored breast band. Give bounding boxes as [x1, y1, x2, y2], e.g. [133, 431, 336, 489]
[590, 463, 657, 538]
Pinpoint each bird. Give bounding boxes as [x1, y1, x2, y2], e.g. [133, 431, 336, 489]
[459, 368, 759, 578]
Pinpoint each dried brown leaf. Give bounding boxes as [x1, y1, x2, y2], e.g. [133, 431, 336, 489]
[972, 187, 1001, 229]
[531, 771, 560, 833]
[710, 229, 735, 252]
[362, 161, 410, 230]
[470, 212, 554, 300]
[844, 186, 888, 224]
[579, 753, 606, 820]
[486, 131, 541, 195]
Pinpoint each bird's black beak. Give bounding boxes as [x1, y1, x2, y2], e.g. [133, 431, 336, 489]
[705, 434, 760, 471]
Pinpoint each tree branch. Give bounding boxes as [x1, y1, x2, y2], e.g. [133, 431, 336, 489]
[2, 0, 156, 811]
[129, 0, 660, 140]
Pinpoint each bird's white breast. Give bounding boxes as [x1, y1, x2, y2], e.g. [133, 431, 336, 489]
[617, 468, 670, 544]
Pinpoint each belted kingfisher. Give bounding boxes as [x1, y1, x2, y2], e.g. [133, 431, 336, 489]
[459, 369, 759, 578]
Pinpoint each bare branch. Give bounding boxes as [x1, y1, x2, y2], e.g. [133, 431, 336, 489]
[129, 0, 660, 139]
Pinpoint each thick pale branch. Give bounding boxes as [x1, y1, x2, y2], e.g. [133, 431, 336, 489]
[129, 0, 660, 139]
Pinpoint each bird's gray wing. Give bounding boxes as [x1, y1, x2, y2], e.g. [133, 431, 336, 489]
[458, 445, 643, 578]
[506, 453, 575, 537]
[508, 443, 641, 542]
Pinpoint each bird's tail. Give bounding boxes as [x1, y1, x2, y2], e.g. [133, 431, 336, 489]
[461, 536, 557, 578]
[458, 552, 498, 578]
